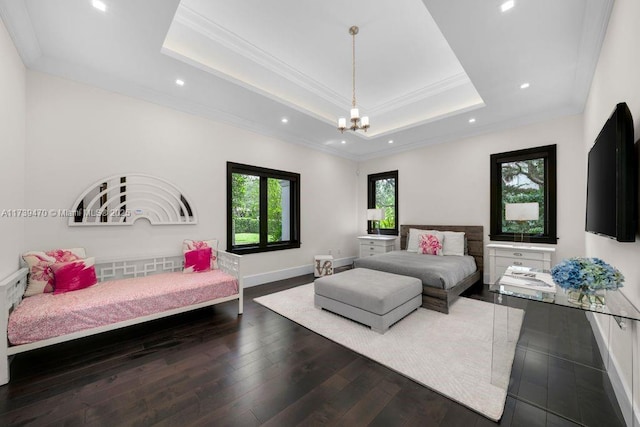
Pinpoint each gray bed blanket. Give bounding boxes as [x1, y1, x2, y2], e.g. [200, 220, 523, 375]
[354, 251, 477, 290]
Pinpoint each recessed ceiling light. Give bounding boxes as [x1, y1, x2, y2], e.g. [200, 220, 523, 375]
[500, 0, 514, 12]
[341, 140, 346, 144]
[281, 118, 288, 124]
[175, 79, 185, 86]
[520, 82, 530, 89]
[388, 140, 394, 144]
[468, 118, 476, 124]
[92, 0, 107, 12]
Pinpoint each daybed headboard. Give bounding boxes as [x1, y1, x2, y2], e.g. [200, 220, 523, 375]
[400, 225, 484, 273]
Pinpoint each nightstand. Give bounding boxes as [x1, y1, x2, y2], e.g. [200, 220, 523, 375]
[487, 243, 555, 284]
[357, 235, 396, 257]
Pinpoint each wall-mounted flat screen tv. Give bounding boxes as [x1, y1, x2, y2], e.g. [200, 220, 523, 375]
[585, 102, 636, 242]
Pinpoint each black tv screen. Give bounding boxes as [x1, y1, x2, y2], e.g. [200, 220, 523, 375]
[585, 102, 636, 242]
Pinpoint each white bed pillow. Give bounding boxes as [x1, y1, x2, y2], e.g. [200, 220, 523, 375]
[406, 228, 438, 252]
[442, 231, 465, 256]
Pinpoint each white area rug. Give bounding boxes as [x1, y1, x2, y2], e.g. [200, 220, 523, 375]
[254, 283, 523, 421]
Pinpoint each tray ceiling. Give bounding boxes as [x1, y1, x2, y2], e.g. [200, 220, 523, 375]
[162, 0, 484, 137]
[0, 0, 613, 159]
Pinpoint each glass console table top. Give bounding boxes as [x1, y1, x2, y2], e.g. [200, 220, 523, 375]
[490, 273, 639, 426]
[489, 278, 640, 322]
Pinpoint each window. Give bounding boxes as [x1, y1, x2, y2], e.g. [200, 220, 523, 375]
[227, 162, 300, 254]
[490, 145, 557, 244]
[367, 170, 398, 235]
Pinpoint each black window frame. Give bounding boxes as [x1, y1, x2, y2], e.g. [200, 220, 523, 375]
[490, 144, 557, 244]
[367, 170, 399, 236]
[227, 162, 301, 255]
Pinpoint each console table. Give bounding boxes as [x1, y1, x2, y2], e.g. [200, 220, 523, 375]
[487, 243, 555, 284]
[490, 277, 639, 426]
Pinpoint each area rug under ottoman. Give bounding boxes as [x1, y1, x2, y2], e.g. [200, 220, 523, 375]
[254, 283, 524, 421]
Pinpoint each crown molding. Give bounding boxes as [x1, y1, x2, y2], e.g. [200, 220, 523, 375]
[357, 104, 581, 161]
[367, 72, 471, 115]
[29, 58, 360, 162]
[174, 4, 349, 108]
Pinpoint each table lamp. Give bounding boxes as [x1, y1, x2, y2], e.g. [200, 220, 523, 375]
[505, 202, 539, 243]
[367, 208, 385, 235]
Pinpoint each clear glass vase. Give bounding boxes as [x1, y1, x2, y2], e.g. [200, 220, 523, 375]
[567, 289, 606, 307]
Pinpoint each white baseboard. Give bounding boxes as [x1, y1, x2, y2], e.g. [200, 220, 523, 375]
[586, 312, 639, 427]
[243, 257, 356, 288]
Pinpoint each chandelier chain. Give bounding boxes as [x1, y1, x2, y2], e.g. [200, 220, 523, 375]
[352, 29, 356, 108]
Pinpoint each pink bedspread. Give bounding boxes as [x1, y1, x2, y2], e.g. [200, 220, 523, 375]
[8, 270, 239, 345]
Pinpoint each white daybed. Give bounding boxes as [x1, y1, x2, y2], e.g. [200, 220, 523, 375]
[0, 250, 243, 385]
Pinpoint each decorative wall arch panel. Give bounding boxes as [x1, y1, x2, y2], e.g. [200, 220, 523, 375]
[68, 174, 197, 226]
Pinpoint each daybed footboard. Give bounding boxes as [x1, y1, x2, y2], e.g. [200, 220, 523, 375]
[0, 268, 29, 384]
[0, 251, 243, 385]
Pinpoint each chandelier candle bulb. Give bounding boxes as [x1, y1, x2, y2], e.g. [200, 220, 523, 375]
[351, 108, 360, 120]
[361, 116, 369, 127]
[338, 118, 346, 129]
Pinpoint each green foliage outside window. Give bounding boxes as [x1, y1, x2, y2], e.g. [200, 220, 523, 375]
[231, 174, 284, 244]
[501, 159, 545, 235]
[375, 178, 396, 229]
[267, 178, 283, 242]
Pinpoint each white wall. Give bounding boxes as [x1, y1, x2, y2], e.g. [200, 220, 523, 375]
[0, 17, 26, 279]
[358, 114, 586, 280]
[582, 0, 640, 422]
[25, 71, 359, 282]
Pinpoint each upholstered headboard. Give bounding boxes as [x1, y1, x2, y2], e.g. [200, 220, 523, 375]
[399, 225, 484, 273]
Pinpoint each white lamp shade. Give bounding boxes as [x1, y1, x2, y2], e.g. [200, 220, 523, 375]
[367, 208, 385, 221]
[505, 202, 539, 221]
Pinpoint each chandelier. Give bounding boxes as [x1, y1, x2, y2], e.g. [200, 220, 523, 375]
[338, 26, 370, 133]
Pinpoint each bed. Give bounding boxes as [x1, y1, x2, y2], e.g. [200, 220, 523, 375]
[0, 251, 243, 385]
[354, 225, 484, 314]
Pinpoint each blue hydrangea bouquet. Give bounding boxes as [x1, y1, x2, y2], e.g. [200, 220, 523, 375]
[551, 257, 624, 306]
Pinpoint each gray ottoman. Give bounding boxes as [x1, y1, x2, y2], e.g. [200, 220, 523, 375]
[314, 268, 422, 333]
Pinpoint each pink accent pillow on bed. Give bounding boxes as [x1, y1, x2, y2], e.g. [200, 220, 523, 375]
[183, 247, 213, 273]
[419, 234, 443, 256]
[50, 257, 98, 294]
[182, 239, 218, 269]
[22, 248, 87, 297]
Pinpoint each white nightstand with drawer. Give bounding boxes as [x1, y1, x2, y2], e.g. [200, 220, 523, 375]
[487, 243, 556, 284]
[357, 235, 397, 257]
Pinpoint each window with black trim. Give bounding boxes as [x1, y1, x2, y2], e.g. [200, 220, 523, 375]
[490, 145, 557, 244]
[227, 162, 300, 254]
[367, 170, 398, 235]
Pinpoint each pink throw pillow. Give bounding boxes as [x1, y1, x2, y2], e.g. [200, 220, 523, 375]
[22, 248, 87, 296]
[182, 239, 218, 269]
[184, 247, 213, 273]
[419, 234, 443, 256]
[50, 257, 98, 294]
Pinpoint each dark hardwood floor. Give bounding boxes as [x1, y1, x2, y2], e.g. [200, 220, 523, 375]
[0, 273, 627, 426]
